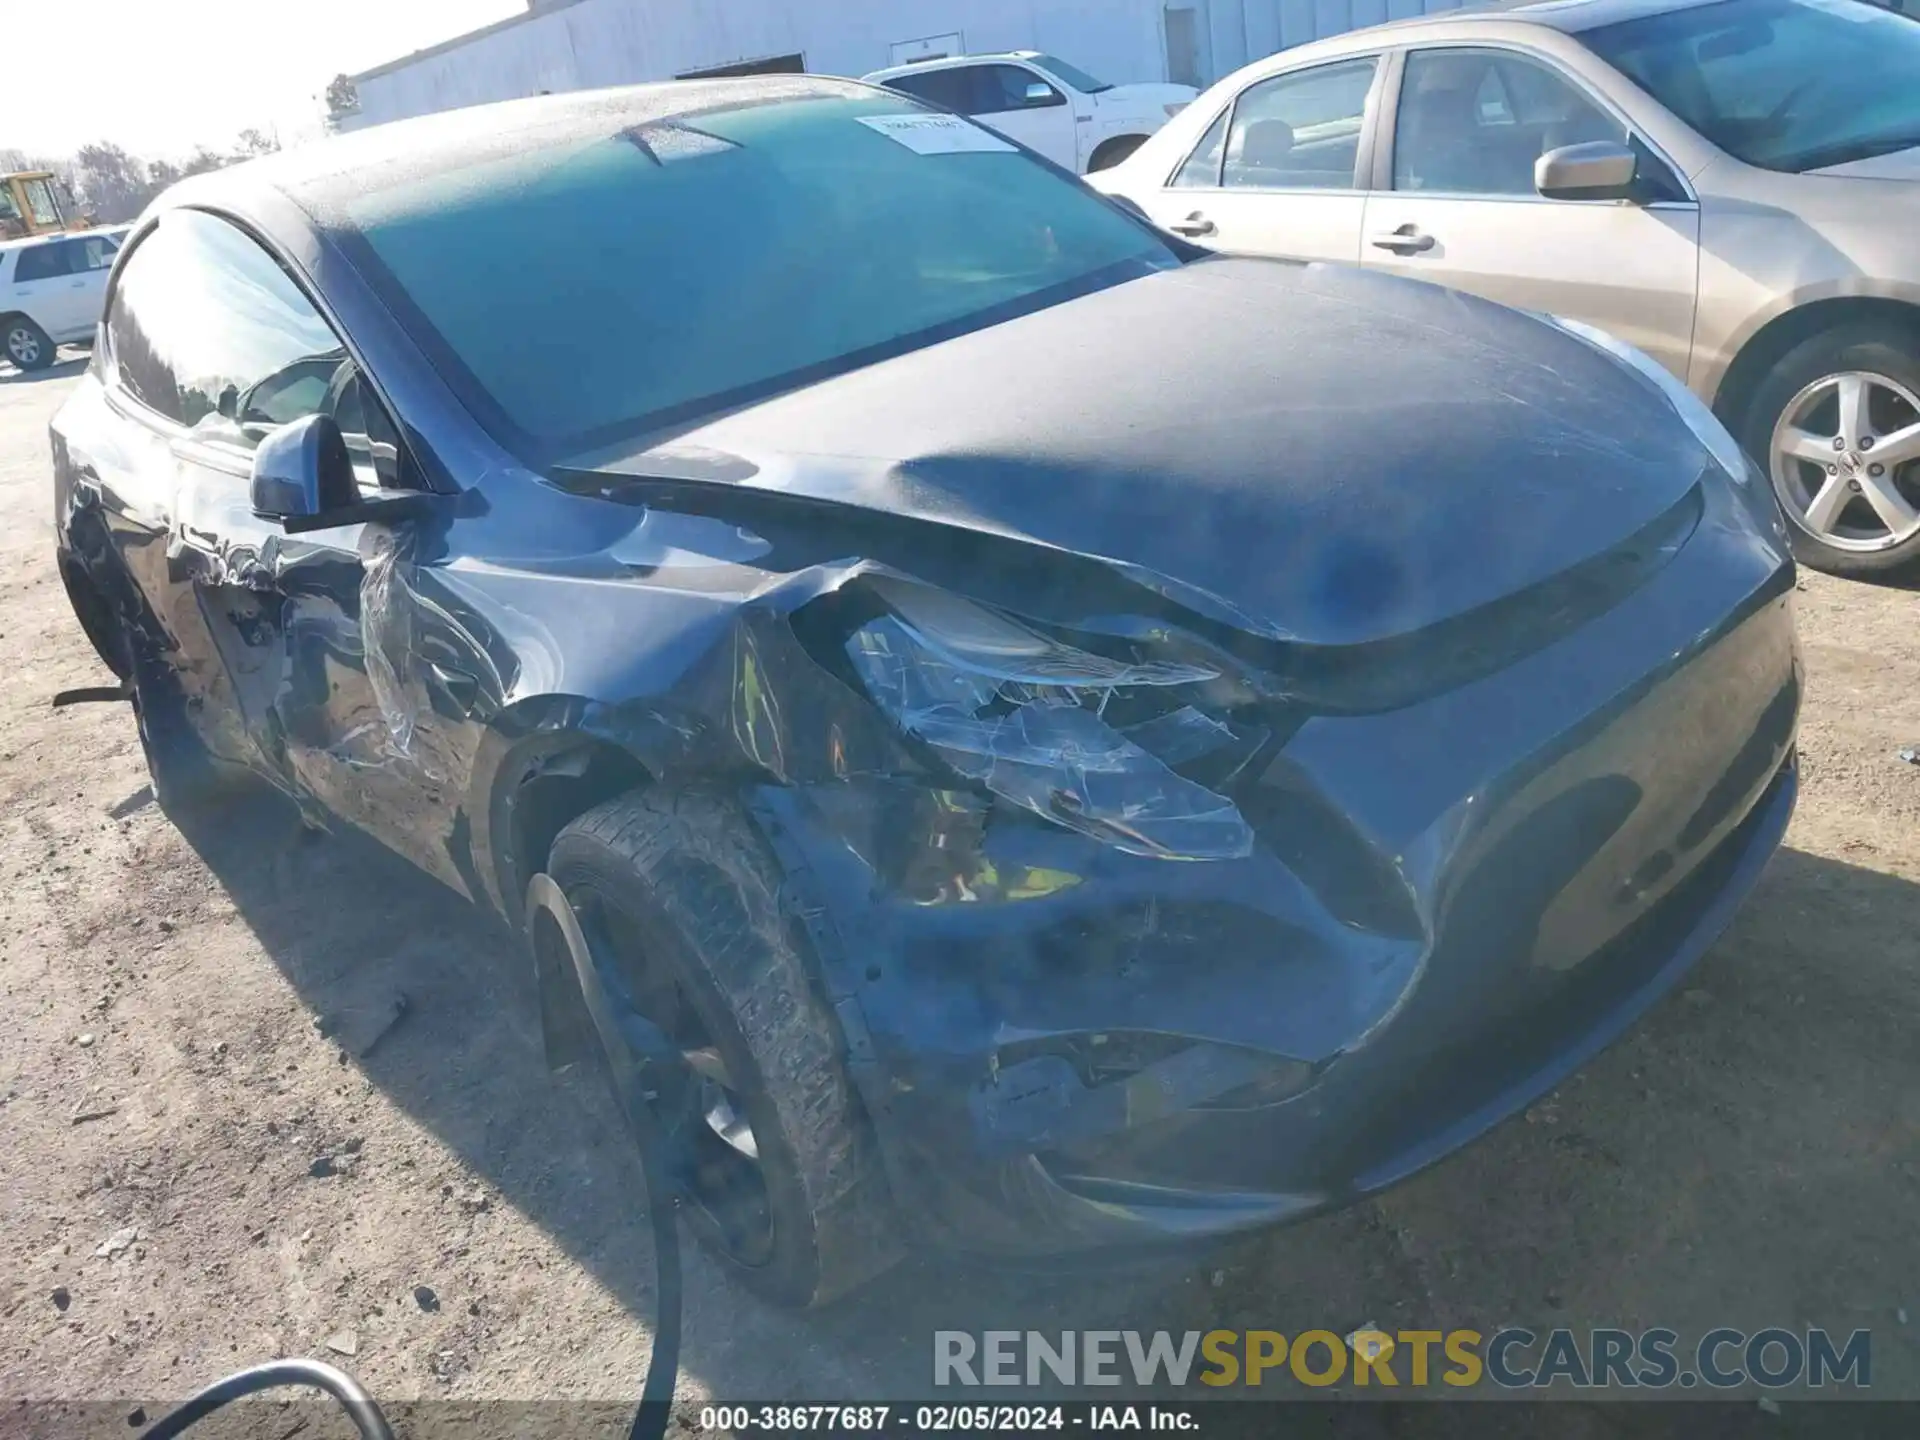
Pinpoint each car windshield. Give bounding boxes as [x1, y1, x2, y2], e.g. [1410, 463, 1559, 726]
[339, 92, 1175, 460]
[1581, 0, 1920, 172]
[1030, 54, 1114, 92]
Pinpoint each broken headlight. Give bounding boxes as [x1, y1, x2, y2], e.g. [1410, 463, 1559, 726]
[844, 578, 1255, 861]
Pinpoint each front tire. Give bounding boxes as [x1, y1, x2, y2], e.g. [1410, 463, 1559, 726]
[4, 316, 55, 372]
[546, 789, 900, 1308]
[1741, 323, 1920, 578]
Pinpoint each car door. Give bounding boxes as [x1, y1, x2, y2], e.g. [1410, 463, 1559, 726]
[73, 208, 456, 872]
[63, 232, 119, 336]
[1129, 56, 1381, 264]
[11, 239, 94, 340]
[1359, 46, 1700, 381]
[957, 63, 1081, 168]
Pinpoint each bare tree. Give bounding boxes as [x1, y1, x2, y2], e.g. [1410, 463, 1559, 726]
[180, 146, 228, 178]
[20, 125, 289, 226]
[71, 142, 152, 223]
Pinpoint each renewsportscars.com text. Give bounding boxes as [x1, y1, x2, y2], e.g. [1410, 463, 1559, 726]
[933, 1327, 1872, 1391]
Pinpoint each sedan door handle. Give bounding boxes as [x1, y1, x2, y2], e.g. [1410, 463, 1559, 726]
[1368, 226, 1435, 254]
[1168, 212, 1217, 237]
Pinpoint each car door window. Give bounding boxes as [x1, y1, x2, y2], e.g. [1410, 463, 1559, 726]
[882, 66, 971, 111]
[105, 210, 406, 487]
[969, 64, 1064, 114]
[73, 235, 118, 272]
[1170, 107, 1230, 187]
[1221, 58, 1377, 190]
[1393, 49, 1628, 196]
[1474, 66, 1516, 126]
[13, 241, 73, 283]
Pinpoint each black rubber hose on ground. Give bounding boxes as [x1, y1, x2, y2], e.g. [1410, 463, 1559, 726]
[622, 1070, 686, 1440]
[140, 1360, 394, 1440]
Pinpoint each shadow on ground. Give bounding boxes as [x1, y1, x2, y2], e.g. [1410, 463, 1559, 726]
[0, 352, 88, 385]
[157, 777, 1920, 1404]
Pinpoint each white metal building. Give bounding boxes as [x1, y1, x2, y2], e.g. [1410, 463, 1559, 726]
[337, 0, 1475, 132]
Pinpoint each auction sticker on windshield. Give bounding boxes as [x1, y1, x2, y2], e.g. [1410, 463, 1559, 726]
[857, 113, 1018, 154]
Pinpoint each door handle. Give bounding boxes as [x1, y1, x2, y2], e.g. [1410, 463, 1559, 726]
[1368, 226, 1435, 254]
[1168, 212, 1216, 237]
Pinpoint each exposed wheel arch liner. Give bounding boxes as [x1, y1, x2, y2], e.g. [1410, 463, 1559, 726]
[1087, 134, 1149, 171]
[473, 712, 657, 930]
[1709, 291, 1920, 435]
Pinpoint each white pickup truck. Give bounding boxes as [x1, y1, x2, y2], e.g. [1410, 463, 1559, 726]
[861, 51, 1196, 174]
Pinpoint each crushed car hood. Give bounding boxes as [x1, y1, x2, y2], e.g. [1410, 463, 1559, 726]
[567, 257, 1712, 647]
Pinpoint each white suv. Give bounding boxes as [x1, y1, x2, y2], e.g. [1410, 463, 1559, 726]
[861, 52, 1196, 174]
[1, 228, 126, 372]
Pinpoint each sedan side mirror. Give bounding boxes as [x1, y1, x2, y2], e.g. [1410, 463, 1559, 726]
[1535, 141, 1641, 202]
[251, 412, 435, 534]
[251, 413, 357, 527]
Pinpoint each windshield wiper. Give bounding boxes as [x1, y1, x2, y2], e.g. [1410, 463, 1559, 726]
[1776, 131, 1920, 174]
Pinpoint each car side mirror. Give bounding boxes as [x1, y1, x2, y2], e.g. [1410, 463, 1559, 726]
[251, 412, 357, 526]
[250, 412, 435, 534]
[1535, 141, 1641, 202]
[1023, 80, 1063, 107]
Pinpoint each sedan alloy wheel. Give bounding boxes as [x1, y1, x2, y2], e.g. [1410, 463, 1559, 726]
[1770, 369, 1920, 552]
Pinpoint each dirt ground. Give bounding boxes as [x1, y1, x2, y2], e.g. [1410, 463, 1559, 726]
[3, 351, 1917, 1428]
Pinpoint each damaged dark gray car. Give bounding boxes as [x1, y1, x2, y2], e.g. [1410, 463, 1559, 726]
[52, 77, 1800, 1308]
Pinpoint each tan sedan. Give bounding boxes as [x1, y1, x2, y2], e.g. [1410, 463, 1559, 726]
[1092, 0, 1920, 578]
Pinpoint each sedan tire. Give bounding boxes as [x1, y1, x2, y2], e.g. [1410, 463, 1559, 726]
[546, 789, 900, 1308]
[1745, 323, 1920, 578]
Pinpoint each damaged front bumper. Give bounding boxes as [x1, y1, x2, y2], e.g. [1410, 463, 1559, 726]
[747, 482, 1800, 1258]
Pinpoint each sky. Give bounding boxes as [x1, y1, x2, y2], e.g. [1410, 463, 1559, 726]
[5, 0, 526, 162]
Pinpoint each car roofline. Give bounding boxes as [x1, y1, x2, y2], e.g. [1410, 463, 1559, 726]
[1305, 0, 1751, 44]
[861, 51, 1055, 81]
